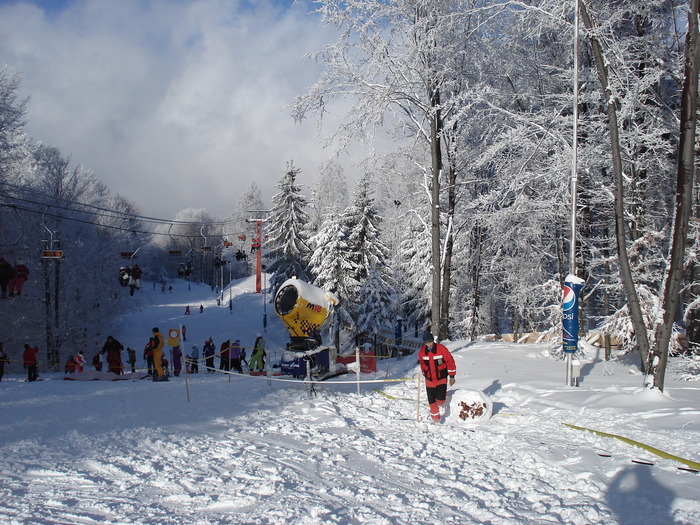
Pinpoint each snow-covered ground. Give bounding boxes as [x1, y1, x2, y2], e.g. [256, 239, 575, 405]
[1, 276, 700, 524]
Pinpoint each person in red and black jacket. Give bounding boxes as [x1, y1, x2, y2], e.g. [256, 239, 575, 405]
[418, 331, 456, 423]
[23, 343, 40, 382]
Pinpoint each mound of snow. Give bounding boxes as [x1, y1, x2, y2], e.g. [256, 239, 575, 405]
[447, 389, 493, 424]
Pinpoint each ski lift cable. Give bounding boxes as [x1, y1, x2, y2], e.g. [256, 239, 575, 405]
[0, 181, 244, 227]
[3, 192, 235, 227]
[0, 203, 246, 240]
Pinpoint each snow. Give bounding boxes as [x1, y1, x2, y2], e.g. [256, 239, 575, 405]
[1, 276, 700, 524]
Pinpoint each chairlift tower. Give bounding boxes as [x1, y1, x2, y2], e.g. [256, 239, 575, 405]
[247, 210, 269, 294]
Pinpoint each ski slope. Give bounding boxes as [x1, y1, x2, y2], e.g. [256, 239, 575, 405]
[0, 276, 699, 524]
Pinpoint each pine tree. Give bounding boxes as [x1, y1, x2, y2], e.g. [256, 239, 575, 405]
[308, 209, 358, 329]
[342, 174, 392, 322]
[399, 224, 431, 330]
[266, 161, 311, 295]
[345, 175, 389, 280]
[356, 268, 394, 337]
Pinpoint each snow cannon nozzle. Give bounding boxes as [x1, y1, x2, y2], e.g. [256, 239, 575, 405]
[273, 278, 339, 345]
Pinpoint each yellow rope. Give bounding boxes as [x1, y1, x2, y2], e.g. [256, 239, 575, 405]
[563, 422, 700, 471]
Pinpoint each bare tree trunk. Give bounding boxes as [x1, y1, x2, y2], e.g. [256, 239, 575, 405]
[430, 88, 444, 339]
[469, 222, 483, 341]
[649, 0, 700, 391]
[580, 1, 651, 369]
[439, 163, 457, 338]
[603, 225, 612, 361]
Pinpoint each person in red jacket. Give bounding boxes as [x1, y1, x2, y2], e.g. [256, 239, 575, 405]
[8, 263, 29, 297]
[418, 331, 456, 423]
[23, 343, 39, 382]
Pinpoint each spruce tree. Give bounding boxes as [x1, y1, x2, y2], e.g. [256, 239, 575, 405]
[308, 208, 358, 329]
[266, 161, 311, 295]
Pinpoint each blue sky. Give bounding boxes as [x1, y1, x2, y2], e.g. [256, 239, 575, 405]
[0, 0, 358, 219]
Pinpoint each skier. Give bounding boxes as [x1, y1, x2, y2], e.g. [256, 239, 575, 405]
[130, 264, 142, 289]
[8, 262, 29, 297]
[65, 355, 76, 374]
[92, 352, 102, 371]
[240, 346, 248, 370]
[127, 347, 137, 373]
[0, 342, 9, 381]
[230, 339, 244, 373]
[188, 344, 199, 373]
[75, 350, 84, 373]
[418, 331, 456, 423]
[199, 304, 204, 314]
[143, 337, 155, 375]
[203, 338, 215, 372]
[219, 339, 231, 371]
[119, 266, 130, 287]
[127, 265, 138, 296]
[101, 336, 124, 375]
[0, 258, 14, 298]
[184, 305, 190, 315]
[151, 327, 167, 381]
[172, 345, 183, 376]
[22, 343, 39, 382]
[249, 334, 266, 372]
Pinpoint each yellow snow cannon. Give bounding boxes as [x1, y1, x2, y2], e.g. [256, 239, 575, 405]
[273, 277, 339, 348]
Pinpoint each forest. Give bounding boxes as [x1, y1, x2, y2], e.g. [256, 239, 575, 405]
[0, 0, 698, 391]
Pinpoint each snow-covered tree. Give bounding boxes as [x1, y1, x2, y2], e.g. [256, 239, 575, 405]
[266, 161, 311, 295]
[308, 209, 357, 330]
[355, 267, 394, 338]
[309, 160, 349, 233]
[343, 174, 391, 318]
[228, 181, 265, 242]
[399, 217, 432, 331]
[0, 66, 27, 179]
[294, 0, 485, 339]
[345, 175, 388, 278]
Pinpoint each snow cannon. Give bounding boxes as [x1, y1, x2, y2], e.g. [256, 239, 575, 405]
[274, 278, 342, 379]
[274, 277, 339, 350]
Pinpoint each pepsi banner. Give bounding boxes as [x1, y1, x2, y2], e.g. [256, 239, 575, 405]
[562, 275, 584, 353]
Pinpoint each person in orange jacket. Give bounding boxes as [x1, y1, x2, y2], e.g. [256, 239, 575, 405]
[65, 355, 76, 374]
[418, 331, 456, 423]
[23, 343, 39, 382]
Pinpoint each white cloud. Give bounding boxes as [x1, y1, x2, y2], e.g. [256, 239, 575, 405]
[0, 0, 349, 218]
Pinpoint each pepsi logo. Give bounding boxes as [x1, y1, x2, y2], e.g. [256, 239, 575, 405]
[562, 286, 577, 311]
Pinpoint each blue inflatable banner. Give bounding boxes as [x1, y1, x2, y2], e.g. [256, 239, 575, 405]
[562, 275, 584, 354]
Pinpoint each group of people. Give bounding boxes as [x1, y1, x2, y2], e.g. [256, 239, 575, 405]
[0, 258, 29, 299]
[64, 351, 85, 374]
[3, 333, 266, 382]
[215, 334, 266, 374]
[118, 264, 142, 296]
[3, 323, 456, 424]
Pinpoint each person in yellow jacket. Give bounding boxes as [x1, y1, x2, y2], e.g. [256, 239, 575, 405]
[249, 334, 266, 372]
[151, 327, 167, 381]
